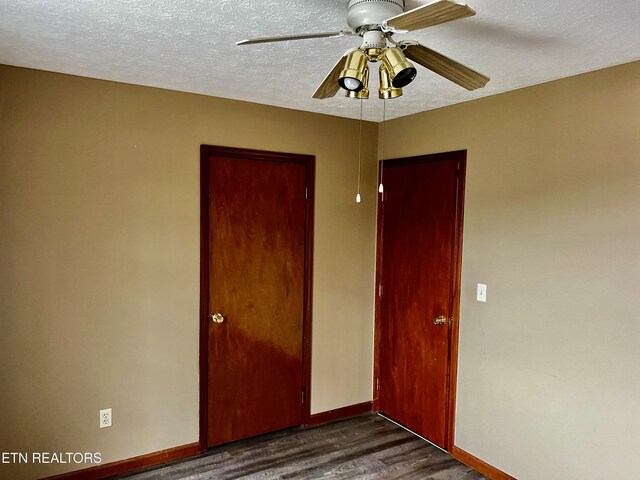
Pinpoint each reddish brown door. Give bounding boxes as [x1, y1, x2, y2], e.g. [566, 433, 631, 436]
[377, 151, 465, 449]
[203, 149, 311, 447]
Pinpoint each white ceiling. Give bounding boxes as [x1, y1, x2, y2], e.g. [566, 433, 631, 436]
[1, 0, 639, 121]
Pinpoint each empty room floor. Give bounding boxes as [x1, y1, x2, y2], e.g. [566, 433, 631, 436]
[115, 414, 485, 480]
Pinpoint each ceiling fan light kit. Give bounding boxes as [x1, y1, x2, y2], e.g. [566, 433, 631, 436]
[338, 49, 369, 91]
[381, 47, 417, 88]
[346, 67, 370, 99]
[237, 0, 490, 100]
[379, 65, 403, 99]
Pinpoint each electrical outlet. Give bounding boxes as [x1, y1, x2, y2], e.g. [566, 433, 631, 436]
[99, 408, 112, 429]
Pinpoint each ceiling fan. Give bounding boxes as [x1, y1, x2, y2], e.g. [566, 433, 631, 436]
[237, 0, 490, 100]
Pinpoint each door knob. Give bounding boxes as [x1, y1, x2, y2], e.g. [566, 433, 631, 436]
[434, 315, 447, 326]
[210, 313, 225, 324]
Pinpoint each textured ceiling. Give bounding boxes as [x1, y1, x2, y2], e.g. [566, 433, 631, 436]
[1, 0, 639, 121]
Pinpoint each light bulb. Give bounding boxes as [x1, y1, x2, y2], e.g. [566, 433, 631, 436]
[343, 77, 362, 91]
[355, 193, 361, 203]
[378, 183, 384, 193]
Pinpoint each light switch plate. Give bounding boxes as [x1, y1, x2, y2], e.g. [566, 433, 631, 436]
[477, 283, 487, 302]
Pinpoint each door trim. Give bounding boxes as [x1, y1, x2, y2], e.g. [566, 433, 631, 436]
[372, 150, 466, 452]
[199, 145, 315, 451]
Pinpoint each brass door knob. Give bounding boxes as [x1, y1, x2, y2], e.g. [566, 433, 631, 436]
[434, 315, 447, 326]
[210, 313, 225, 324]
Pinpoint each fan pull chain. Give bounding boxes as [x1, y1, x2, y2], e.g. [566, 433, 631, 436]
[379, 99, 386, 198]
[355, 98, 363, 204]
[376, 98, 386, 339]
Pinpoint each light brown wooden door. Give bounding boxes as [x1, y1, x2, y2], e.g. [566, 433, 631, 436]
[377, 151, 465, 449]
[203, 148, 311, 447]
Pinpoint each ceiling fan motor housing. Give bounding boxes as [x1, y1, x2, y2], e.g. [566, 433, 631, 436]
[346, 0, 405, 31]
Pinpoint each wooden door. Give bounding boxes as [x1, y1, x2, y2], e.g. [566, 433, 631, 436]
[376, 151, 465, 450]
[200, 146, 314, 448]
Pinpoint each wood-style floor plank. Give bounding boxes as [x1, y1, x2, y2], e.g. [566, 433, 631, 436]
[114, 414, 486, 480]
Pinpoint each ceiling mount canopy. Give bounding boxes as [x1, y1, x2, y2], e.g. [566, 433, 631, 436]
[237, 0, 490, 101]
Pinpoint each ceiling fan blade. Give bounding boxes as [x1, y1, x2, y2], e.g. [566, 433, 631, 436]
[384, 0, 475, 32]
[237, 30, 353, 46]
[312, 54, 349, 99]
[404, 44, 489, 90]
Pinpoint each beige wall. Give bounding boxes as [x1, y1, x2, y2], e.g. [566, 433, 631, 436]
[0, 65, 377, 479]
[383, 61, 640, 480]
[3, 59, 640, 480]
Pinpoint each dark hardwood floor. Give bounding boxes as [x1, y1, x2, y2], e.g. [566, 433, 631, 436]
[115, 413, 485, 480]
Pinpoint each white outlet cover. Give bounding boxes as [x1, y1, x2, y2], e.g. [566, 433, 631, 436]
[99, 408, 112, 428]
